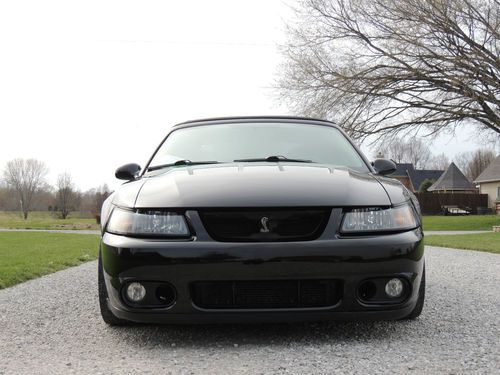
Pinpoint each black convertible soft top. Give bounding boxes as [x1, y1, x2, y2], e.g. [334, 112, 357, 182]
[173, 116, 338, 128]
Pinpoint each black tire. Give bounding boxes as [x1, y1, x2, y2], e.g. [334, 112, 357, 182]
[98, 251, 129, 326]
[404, 265, 426, 320]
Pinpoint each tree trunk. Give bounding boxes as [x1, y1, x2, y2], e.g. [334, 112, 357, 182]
[23, 210, 28, 220]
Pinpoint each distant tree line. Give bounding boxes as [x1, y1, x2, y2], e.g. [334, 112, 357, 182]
[1, 158, 110, 220]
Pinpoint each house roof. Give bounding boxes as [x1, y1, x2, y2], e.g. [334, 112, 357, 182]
[390, 163, 444, 191]
[474, 155, 500, 183]
[428, 162, 476, 191]
[407, 169, 445, 191]
[391, 163, 414, 177]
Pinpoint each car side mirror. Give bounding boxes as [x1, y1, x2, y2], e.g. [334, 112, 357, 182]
[372, 158, 397, 176]
[115, 163, 141, 181]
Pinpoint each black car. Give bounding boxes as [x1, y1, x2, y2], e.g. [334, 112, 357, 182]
[98, 117, 425, 325]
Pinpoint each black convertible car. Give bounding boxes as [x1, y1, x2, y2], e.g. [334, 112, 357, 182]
[98, 116, 425, 325]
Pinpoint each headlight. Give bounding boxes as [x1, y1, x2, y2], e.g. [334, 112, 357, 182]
[341, 204, 417, 233]
[106, 207, 189, 237]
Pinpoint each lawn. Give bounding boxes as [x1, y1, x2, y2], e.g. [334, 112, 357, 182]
[0, 232, 100, 289]
[0, 211, 99, 230]
[422, 215, 499, 231]
[425, 232, 500, 254]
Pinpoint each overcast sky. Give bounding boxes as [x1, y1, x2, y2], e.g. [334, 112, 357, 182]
[0, 0, 489, 191]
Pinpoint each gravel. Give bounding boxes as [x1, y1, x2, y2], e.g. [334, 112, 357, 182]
[0, 246, 499, 375]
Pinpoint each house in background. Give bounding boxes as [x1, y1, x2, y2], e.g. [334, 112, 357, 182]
[390, 163, 444, 192]
[474, 155, 500, 211]
[427, 162, 477, 193]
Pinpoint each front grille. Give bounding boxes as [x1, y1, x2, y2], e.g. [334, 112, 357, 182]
[199, 209, 330, 242]
[191, 280, 341, 309]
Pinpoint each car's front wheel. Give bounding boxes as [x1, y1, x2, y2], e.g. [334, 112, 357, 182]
[98, 250, 129, 326]
[404, 265, 426, 319]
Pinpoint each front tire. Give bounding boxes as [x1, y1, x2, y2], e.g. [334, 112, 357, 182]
[98, 250, 129, 326]
[404, 265, 425, 319]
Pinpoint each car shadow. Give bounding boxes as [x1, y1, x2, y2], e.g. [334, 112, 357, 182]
[105, 319, 421, 349]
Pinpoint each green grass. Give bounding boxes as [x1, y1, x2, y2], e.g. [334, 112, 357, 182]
[425, 232, 500, 254]
[422, 215, 500, 231]
[0, 211, 99, 230]
[0, 232, 100, 289]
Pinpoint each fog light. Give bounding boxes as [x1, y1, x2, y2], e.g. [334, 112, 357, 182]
[126, 282, 146, 302]
[385, 278, 404, 298]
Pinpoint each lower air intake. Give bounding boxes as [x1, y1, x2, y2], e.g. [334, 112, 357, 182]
[191, 280, 341, 309]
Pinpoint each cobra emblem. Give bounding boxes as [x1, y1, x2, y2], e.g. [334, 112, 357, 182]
[260, 216, 270, 233]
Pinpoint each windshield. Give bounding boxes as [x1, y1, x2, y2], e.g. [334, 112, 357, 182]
[147, 122, 369, 172]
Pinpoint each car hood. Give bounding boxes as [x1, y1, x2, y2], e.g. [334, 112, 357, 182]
[113, 163, 396, 208]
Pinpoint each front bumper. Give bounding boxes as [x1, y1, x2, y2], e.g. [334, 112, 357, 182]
[101, 210, 424, 323]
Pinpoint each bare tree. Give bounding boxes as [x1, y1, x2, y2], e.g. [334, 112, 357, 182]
[56, 172, 76, 219]
[375, 140, 407, 163]
[93, 184, 110, 215]
[3, 158, 48, 219]
[376, 136, 432, 168]
[78, 184, 111, 220]
[455, 151, 473, 174]
[277, 0, 500, 141]
[429, 153, 450, 170]
[455, 148, 496, 180]
[405, 138, 433, 169]
[0, 183, 10, 211]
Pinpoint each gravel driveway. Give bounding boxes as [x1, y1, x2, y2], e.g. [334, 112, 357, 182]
[1, 246, 499, 375]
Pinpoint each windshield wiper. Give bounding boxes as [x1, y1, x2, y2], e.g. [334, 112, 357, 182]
[234, 155, 313, 163]
[147, 160, 220, 172]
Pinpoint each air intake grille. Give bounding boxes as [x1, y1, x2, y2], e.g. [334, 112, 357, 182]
[199, 209, 330, 242]
[191, 280, 341, 309]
